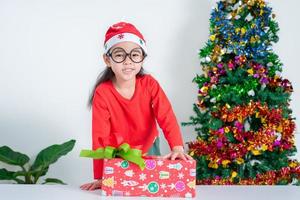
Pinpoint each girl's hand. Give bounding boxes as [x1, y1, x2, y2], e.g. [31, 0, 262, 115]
[80, 179, 102, 191]
[162, 146, 194, 160]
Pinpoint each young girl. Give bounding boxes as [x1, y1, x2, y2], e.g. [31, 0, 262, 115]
[80, 22, 193, 191]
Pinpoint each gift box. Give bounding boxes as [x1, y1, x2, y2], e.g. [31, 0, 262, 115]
[101, 157, 196, 198]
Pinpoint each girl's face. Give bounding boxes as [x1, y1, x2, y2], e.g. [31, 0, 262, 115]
[103, 41, 145, 83]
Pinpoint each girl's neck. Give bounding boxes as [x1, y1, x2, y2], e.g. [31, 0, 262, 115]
[112, 77, 136, 90]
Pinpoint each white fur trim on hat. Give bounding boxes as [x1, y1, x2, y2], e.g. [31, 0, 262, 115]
[104, 33, 147, 54]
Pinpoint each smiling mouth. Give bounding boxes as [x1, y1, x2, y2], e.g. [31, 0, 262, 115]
[122, 68, 134, 73]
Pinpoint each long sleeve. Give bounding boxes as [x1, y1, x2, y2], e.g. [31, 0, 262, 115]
[149, 76, 184, 149]
[92, 89, 111, 179]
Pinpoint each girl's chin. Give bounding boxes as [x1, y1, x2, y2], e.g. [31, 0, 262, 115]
[118, 73, 137, 81]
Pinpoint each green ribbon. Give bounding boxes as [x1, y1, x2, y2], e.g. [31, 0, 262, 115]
[80, 143, 145, 170]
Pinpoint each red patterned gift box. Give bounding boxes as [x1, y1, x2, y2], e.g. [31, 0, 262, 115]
[101, 157, 196, 198]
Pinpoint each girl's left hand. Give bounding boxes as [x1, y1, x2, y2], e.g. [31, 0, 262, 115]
[162, 146, 194, 161]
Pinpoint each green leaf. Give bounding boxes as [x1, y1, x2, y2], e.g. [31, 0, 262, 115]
[0, 169, 25, 184]
[0, 146, 30, 167]
[30, 166, 49, 179]
[257, 163, 271, 172]
[276, 179, 288, 185]
[0, 168, 15, 180]
[225, 132, 236, 143]
[199, 42, 214, 58]
[238, 164, 245, 179]
[31, 140, 75, 172]
[246, 163, 255, 178]
[221, 168, 231, 178]
[29, 166, 49, 183]
[42, 178, 66, 185]
[209, 118, 223, 130]
[13, 171, 27, 177]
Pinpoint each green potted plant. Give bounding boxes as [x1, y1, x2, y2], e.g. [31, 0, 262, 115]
[0, 139, 75, 184]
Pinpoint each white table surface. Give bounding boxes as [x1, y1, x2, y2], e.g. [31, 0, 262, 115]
[0, 184, 299, 200]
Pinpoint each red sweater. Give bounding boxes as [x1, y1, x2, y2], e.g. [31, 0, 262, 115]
[92, 74, 184, 179]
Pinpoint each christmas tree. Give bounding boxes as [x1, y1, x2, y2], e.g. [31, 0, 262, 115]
[183, 0, 300, 185]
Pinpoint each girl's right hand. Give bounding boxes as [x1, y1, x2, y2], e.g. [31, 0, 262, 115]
[80, 179, 102, 191]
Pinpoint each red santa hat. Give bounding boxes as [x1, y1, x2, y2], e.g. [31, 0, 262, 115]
[104, 22, 147, 54]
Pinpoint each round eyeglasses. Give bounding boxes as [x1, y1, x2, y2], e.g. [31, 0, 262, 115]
[106, 47, 147, 63]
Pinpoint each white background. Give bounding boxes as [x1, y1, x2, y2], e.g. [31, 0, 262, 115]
[0, 0, 299, 186]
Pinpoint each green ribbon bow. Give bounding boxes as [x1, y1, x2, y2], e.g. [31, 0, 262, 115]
[80, 143, 145, 170]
